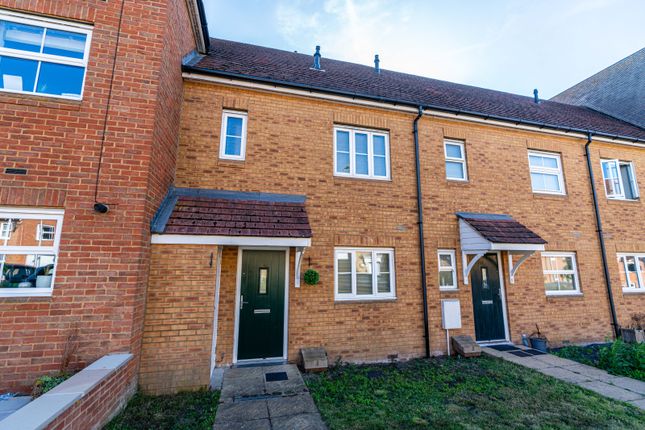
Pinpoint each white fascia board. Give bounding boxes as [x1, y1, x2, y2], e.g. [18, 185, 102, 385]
[182, 72, 645, 149]
[151, 234, 311, 247]
[490, 243, 546, 252]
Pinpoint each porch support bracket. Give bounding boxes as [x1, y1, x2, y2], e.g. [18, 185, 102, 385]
[508, 251, 534, 284]
[462, 251, 486, 285]
[294, 246, 307, 288]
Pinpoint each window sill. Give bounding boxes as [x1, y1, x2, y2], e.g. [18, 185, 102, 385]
[333, 174, 392, 183]
[334, 297, 397, 304]
[622, 289, 645, 295]
[607, 198, 640, 204]
[446, 179, 469, 185]
[0, 290, 53, 298]
[217, 158, 246, 167]
[545, 292, 583, 298]
[532, 192, 567, 199]
[440, 288, 459, 292]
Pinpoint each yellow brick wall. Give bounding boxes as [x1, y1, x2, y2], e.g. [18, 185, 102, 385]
[163, 80, 644, 369]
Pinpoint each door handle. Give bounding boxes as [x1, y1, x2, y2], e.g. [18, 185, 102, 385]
[240, 295, 249, 310]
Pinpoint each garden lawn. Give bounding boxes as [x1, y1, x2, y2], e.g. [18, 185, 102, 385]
[105, 389, 219, 430]
[305, 356, 645, 430]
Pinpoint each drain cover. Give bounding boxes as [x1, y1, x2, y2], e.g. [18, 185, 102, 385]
[265, 371, 288, 382]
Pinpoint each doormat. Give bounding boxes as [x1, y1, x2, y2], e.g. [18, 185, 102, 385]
[508, 350, 533, 358]
[265, 371, 288, 382]
[523, 349, 547, 356]
[488, 344, 519, 352]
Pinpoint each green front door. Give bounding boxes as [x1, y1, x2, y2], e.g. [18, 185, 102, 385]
[471, 253, 506, 342]
[237, 250, 286, 360]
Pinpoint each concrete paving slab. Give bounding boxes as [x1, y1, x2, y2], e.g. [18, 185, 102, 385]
[562, 364, 620, 382]
[533, 354, 578, 367]
[609, 377, 645, 396]
[271, 413, 327, 430]
[214, 418, 272, 430]
[628, 398, 645, 410]
[538, 366, 594, 383]
[267, 394, 318, 418]
[215, 399, 269, 422]
[579, 381, 643, 402]
[504, 356, 552, 370]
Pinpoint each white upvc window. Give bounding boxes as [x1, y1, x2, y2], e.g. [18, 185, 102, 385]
[541, 252, 580, 295]
[444, 140, 467, 181]
[528, 150, 566, 195]
[334, 126, 390, 180]
[335, 248, 395, 300]
[601, 160, 639, 200]
[617, 253, 645, 292]
[438, 249, 458, 290]
[219, 110, 248, 160]
[0, 10, 92, 100]
[0, 207, 64, 297]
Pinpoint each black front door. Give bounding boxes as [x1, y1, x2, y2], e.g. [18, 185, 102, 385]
[237, 250, 286, 360]
[471, 253, 506, 342]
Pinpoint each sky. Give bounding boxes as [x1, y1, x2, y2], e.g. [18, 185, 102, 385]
[201, 0, 645, 99]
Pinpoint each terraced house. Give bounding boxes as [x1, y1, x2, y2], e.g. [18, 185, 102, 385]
[0, 0, 644, 414]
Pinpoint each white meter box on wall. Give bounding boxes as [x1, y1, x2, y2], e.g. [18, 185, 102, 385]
[441, 299, 462, 329]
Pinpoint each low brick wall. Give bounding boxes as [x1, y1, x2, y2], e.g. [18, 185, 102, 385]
[0, 353, 136, 430]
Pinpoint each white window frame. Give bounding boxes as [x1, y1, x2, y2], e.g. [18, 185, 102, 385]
[0, 207, 64, 297]
[528, 150, 566, 195]
[333, 126, 391, 180]
[443, 140, 467, 181]
[219, 110, 248, 160]
[0, 9, 93, 100]
[334, 248, 396, 301]
[541, 252, 581, 296]
[617, 253, 645, 292]
[601, 159, 639, 200]
[438, 249, 458, 290]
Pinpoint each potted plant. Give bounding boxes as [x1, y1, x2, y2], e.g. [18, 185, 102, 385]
[529, 324, 548, 352]
[621, 313, 645, 344]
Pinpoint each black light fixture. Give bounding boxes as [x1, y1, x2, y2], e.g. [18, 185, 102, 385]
[93, 202, 109, 213]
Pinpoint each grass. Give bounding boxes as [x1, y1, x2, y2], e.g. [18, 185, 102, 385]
[553, 340, 645, 382]
[105, 389, 219, 430]
[305, 356, 645, 429]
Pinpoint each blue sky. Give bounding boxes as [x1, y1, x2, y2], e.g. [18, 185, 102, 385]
[202, 0, 645, 99]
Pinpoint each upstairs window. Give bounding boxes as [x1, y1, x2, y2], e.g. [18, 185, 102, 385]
[335, 248, 395, 300]
[617, 253, 645, 291]
[601, 160, 639, 200]
[0, 208, 64, 297]
[334, 126, 390, 180]
[0, 10, 92, 100]
[444, 140, 467, 181]
[528, 151, 566, 195]
[219, 110, 248, 160]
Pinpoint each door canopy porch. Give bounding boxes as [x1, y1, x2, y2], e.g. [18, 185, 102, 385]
[456, 212, 546, 284]
[151, 187, 312, 286]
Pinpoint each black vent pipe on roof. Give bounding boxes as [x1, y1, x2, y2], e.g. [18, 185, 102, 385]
[413, 106, 431, 358]
[374, 54, 380, 73]
[533, 89, 539, 104]
[313, 45, 321, 70]
[585, 132, 620, 338]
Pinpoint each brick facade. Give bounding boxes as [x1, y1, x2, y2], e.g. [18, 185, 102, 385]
[0, 0, 195, 392]
[139, 80, 644, 392]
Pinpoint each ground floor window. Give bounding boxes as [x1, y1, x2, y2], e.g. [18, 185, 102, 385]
[0, 207, 64, 297]
[438, 249, 457, 290]
[335, 248, 395, 300]
[541, 252, 580, 295]
[617, 253, 645, 291]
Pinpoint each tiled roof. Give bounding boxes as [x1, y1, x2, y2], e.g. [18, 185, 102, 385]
[187, 38, 645, 141]
[457, 212, 546, 245]
[152, 188, 312, 238]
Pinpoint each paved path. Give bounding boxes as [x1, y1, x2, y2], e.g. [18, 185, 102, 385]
[483, 345, 645, 410]
[213, 364, 326, 429]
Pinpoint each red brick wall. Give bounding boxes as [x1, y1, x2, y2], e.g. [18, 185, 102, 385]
[0, 1, 195, 392]
[46, 358, 137, 430]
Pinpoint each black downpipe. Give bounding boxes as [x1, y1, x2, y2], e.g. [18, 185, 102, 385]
[585, 132, 620, 338]
[413, 106, 431, 358]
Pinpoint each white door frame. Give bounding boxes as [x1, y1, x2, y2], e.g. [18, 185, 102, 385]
[233, 247, 290, 364]
[471, 251, 510, 344]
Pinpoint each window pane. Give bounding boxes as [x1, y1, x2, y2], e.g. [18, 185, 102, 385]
[1, 254, 55, 288]
[225, 136, 242, 156]
[373, 156, 386, 177]
[625, 256, 639, 289]
[356, 154, 369, 175]
[446, 161, 464, 179]
[376, 253, 390, 273]
[618, 256, 628, 288]
[356, 274, 372, 294]
[373, 135, 385, 156]
[542, 157, 558, 168]
[0, 20, 43, 52]
[558, 274, 575, 291]
[337, 252, 351, 273]
[620, 164, 636, 199]
[376, 253, 391, 293]
[0, 55, 37, 92]
[336, 130, 349, 152]
[602, 161, 622, 196]
[1, 218, 60, 247]
[542, 256, 572, 271]
[639, 258, 645, 289]
[336, 152, 350, 174]
[531, 172, 560, 192]
[445, 143, 463, 158]
[356, 252, 372, 294]
[337, 274, 352, 294]
[544, 274, 559, 291]
[439, 270, 454, 288]
[529, 155, 543, 167]
[226, 116, 243, 137]
[377, 274, 390, 293]
[36, 62, 84, 97]
[43, 29, 86, 59]
[355, 133, 368, 154]
[439, 254, 453, 267]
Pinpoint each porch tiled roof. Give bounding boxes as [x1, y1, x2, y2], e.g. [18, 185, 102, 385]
[457, 212, 546, 245]
[152, 188, 312, 238]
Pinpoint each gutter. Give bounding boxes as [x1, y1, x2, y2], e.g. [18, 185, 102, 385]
[584, 132, 620, 338]
[413, 106, 431, 358]
[182, 65, 645, 146]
